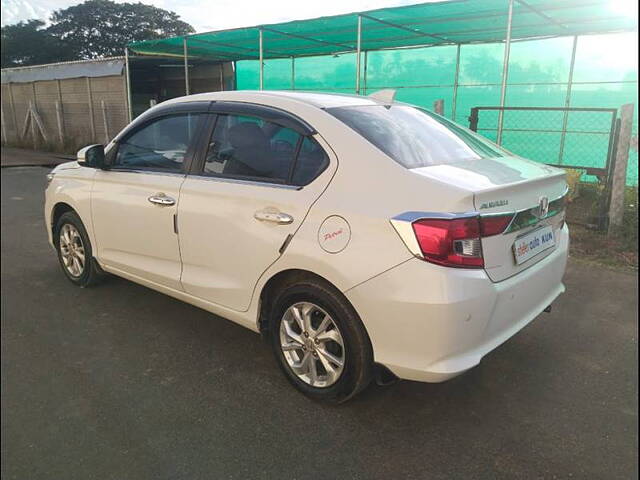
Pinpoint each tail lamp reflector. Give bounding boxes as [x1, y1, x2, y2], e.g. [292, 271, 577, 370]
[411, 214, 514, 269]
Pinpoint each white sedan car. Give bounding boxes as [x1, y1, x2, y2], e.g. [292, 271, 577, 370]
[45, 90, 569, 403]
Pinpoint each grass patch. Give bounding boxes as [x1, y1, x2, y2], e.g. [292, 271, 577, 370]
[568, 185, 638, 270]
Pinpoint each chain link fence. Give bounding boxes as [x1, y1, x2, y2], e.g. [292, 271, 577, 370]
[468, 106, 625, 229]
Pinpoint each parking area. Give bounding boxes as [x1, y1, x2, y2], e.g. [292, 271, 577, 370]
[1, 164, 638, 479]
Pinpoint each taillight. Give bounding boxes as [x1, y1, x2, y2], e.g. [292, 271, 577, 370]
[411, 213, 514, 269]
[480, 214, 514, 236]
[412, 218, 483, 268]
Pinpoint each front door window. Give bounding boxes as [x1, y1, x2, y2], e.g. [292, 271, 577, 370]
[115, 113, 203, 172]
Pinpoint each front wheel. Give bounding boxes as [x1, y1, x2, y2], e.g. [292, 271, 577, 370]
[54, 211, 104, 287]
[269, 279, 373, 403]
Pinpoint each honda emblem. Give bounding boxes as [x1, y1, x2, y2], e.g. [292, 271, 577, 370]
[536, 196, 549, 219]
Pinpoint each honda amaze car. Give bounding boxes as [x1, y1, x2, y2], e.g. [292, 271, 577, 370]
[45, 90, 569, 403]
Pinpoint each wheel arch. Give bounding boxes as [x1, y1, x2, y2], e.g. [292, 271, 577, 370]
[51, 202, 76, 236]
[257, 268, 363, 338]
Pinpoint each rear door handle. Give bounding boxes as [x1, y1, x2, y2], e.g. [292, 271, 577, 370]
[148, 193, 176, 206]
[254, 210, 294, 225]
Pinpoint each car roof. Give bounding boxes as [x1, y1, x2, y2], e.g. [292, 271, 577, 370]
[163, 90, 385, 109]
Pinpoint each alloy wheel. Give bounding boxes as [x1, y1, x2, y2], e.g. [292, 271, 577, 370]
[59, 223, 85, 277]
[279, 301, 345, 388]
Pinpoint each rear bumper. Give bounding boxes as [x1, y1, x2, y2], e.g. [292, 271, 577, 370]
[345, 224, 569, 382]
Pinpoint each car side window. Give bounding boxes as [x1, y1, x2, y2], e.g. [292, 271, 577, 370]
[115, 113, 202, 172]
[291, 136, 329, 186]
[203, 113, 328, 186]
[203, 114, 301, 183]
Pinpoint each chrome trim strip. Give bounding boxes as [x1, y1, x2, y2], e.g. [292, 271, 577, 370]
[507, 185, 569, 216]
[390, 211, 481, 259]
[188, 174, 302, 190]
[389, 184, 569, 255]
[503, 186, 569, 234]
[391, 211, 478, 223]
[106, 168, 186, 178]
[105, 167, 304, 190]
[389, 217, 424, 258]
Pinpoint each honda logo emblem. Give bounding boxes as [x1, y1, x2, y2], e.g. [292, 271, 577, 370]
[535, 196, 549, 219]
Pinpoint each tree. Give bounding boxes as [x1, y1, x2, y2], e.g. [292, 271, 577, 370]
[1, 20, 73, 68]
[47, 0, 195, 59]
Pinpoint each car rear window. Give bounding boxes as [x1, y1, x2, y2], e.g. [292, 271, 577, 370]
[326, 105, 507, 169]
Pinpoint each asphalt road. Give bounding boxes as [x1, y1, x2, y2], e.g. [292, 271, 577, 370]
[1, 166, 638, 479]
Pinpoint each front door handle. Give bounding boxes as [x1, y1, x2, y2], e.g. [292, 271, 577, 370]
[254, 210, 294, 225]
[148, 193, 176, 206]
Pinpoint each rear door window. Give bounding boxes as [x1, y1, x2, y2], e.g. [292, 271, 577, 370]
[202, 113, 328, 186]
[292, 136, 329, 186]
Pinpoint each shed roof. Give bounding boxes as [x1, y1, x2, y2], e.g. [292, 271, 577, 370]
[1, 57, 124, 84]
[128, 0, 638, 61]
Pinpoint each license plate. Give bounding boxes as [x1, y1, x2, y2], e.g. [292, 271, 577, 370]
[513, 226, 555, 265]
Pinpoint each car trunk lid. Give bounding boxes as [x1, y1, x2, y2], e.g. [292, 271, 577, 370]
[411, 156, 567, 282]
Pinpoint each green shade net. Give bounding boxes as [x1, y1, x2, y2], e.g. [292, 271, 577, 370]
[129, 0, 637, 60]
[128, 1, 638, 185]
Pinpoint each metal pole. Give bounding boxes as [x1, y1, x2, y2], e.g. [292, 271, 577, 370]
[124, 48, 133, 122]
[56, 79, 65, 146]
[363, 51, 368, 94]
[29, 100, 37, 149]
[497, 0, 514, 145]
[233, 61, 237, 90]
[8, 84, 18, 142]
[183, 37, 190, 95]
[433, 99, 445, 115]
[101, 100, 110, 143]
[55, 101, 64, 145]
[30, 83, 37, 148]
[1, 105, 7, 144]
[291, 57, 295, 90]
[355, 15, 362, 94]
[219, 63, 225, 91]
[451, 44, 461, 121]
[86, 77, 96, 142]
[558, 35, 578, 165]
[259, 29, 264, 90]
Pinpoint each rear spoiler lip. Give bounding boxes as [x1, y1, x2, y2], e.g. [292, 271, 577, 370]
[471, 169, 567, 197]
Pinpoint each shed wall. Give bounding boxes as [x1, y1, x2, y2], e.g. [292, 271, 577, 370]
[1, 74, 127, 151]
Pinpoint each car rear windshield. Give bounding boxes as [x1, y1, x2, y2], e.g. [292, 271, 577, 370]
[326, 105, 507, 169]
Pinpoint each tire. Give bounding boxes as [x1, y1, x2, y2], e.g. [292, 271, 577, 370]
[269, 278, 373, 403]
[54, 211, 104, 287]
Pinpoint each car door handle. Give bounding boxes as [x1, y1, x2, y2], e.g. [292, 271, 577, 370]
[148, 193, 176, 206]
[254, 210, 294, 225]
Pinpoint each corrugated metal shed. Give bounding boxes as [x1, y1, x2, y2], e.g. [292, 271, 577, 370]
[1, 57, 125, 84]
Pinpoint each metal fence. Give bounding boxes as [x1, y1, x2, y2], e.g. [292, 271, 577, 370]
[468, 106, 619, 177]
[468, 105, 626, 229]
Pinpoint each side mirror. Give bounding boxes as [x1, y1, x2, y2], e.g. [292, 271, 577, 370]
[77, 144, 106, 169]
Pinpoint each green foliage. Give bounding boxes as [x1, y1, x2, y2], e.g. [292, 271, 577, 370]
[1, 20, 74, 68]
[47, 0, 194, 59]
[563, 168, 585, 202]
[1, 0, 194, 67]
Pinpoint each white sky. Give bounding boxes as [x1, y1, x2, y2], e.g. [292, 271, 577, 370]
[3, 0, 636, 33]
[1, 0, 416, 31]
[150, 0, 416, 32]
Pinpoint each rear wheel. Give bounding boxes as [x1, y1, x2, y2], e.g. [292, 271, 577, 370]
[54, 211, 104, 287]
[269, 279, 373, 403]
